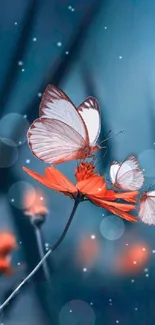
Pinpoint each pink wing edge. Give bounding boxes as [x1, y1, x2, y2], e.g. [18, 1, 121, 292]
[39, 84, 90, 142]
[77, 96, 101, 144]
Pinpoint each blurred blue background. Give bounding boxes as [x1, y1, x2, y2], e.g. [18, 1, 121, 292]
[0, 0, 155, 324]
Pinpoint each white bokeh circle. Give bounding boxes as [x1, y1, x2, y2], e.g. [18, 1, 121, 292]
[0, 113, 30, 146]
[0, 137, 18, 168]
[8, 181, 36, 209]
[59, 300, 96, 325]
[100, 215, 125, 240]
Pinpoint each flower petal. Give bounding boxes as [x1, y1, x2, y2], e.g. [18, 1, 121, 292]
[45, 166, 77, 194]
[88, 196, 137, 222]
[88, 197, 136, 211]
[76, 176, 108, 197]
[101, 203, 137, 222]
[101, 190, 117, 201]
[23, 167, 53, 188]
[114, 191, 139, 203]
[23, 166, 77, 196]
[75, 162, 98, 182]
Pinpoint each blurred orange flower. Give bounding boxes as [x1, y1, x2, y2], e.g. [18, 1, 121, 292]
[23, 188, 48, 218]
[115, 243, 150, 275]
[0, 232, 17, 276]
[23, 162, 139, 222]
[77, 235, 100, 267]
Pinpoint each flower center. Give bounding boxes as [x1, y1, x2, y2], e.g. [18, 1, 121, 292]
[75, 161, 98, 182]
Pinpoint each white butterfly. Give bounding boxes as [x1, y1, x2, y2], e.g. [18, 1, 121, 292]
[139, 191, 155, 225]
[28, 85, 101, 164]
[110, 155, 144, 191]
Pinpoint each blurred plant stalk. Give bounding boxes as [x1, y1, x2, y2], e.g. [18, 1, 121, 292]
[33, 219, 50, 282]
[23, 188, 50, 281]
[0, 199, 79, 311]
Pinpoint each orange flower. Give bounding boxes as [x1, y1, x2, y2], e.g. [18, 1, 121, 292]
[23, 162, 139, 222]
[0, 232, 17, 276]
[75, 161, 98, 181]
[23, 188, 48, 218]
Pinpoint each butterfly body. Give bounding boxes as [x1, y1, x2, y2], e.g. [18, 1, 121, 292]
[82, 143, 100, 158]
[140, 191, 147, 202]
[28, 85, 101, 164]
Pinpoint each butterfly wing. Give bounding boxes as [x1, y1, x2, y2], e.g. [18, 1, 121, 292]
[77, 97, 101, 145]
[39, 84, 88, 140]
[139, 191, 155, 225]
[110, 162, 121, 184]
[114, 155, 144, 191]
[28, 118, 87, 164]
[28, 85, 90, 164]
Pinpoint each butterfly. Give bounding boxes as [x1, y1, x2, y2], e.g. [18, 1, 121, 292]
[139, 191, 155, 225]
[110, 155, 144, 191]
[27, 85, 101, 164]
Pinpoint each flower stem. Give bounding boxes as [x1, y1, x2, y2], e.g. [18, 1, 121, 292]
[52, 199, 79, 251]
[34, 225, 50, 281]
[0, 199, 79, 311]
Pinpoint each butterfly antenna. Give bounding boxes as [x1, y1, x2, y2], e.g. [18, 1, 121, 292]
[92, 154, 97, 164]
[93, 147, 108, 167]
[148, 183, 155, 191]
[143, 182, 153, 193]
[99, 129, 124, 145]
[142, 183, 148, 193]
[105, 129, 112, 138]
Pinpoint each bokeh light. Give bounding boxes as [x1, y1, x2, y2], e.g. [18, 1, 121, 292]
[76, 234, 100, 267]
[8, 181, 35, 209]
[59, 300, 96, 325]
[0, 113, 30, 146]
[115, 242, 150, 275]
[100, 215, 125, 240]
[0, 138, 18, 168]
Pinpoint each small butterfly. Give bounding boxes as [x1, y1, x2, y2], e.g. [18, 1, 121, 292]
[139, 190, 155, 225]
[110, 155, 144, 191]
[27, 85, 101, 164]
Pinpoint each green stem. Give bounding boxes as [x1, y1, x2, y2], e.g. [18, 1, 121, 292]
[0, 199, 79, 311]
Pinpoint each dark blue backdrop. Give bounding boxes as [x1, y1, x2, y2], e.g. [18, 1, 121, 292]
[0, 1, 155, 324]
